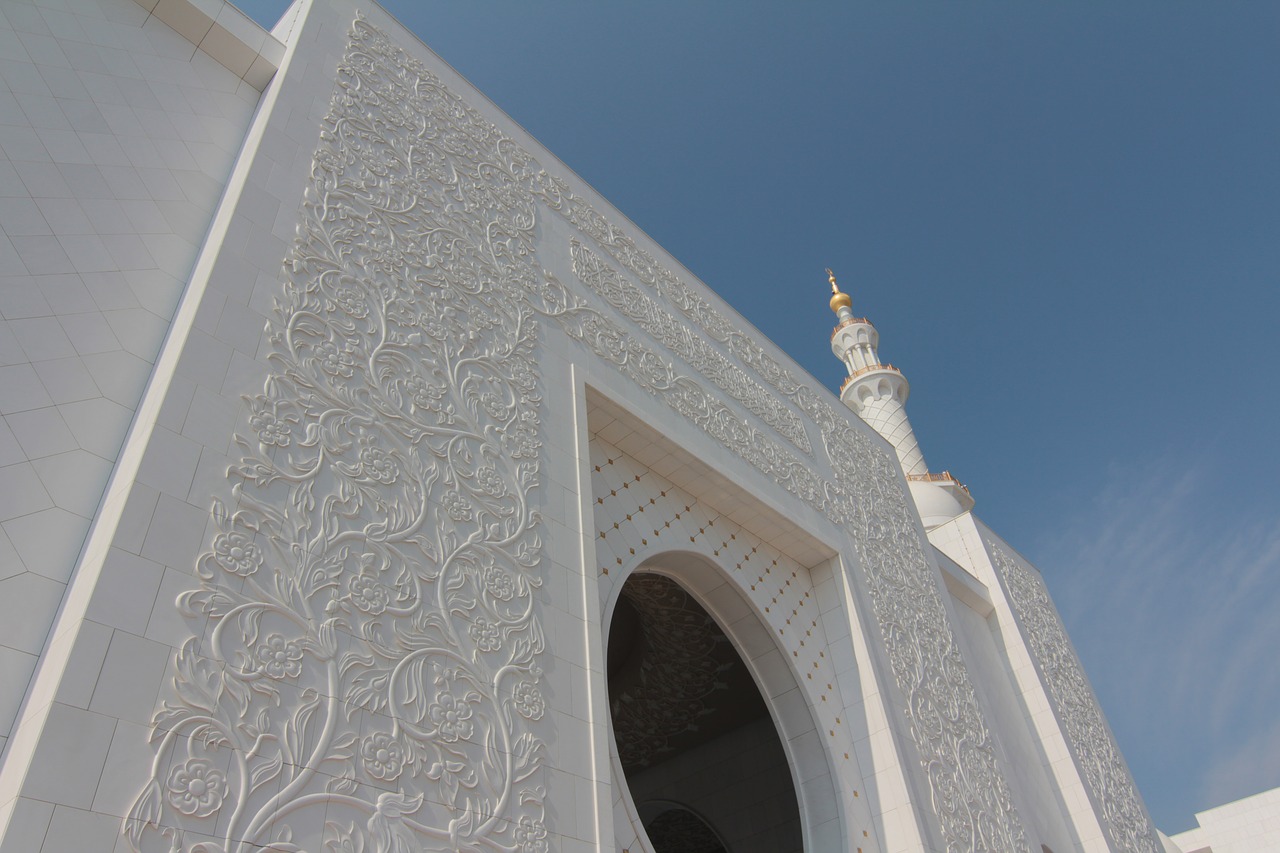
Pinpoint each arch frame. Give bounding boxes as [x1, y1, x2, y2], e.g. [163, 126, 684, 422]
[601, 547, 844, 853]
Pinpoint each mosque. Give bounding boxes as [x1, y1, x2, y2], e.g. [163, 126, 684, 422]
[0, 0, 1264, 850]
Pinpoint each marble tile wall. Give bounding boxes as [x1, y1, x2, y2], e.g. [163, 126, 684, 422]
[0, 0, 261, 760]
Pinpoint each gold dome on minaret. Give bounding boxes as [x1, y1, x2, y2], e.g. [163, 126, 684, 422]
[827, 268, 852, 314]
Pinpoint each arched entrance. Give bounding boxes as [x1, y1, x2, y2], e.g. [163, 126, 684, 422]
[605, 557, 816, 853]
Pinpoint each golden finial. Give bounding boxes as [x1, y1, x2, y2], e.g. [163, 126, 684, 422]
[827, 268, 852, 314]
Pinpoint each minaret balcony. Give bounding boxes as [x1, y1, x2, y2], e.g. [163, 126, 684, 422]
[906, 470, 971, 496]
[831, 316, 872, 339]
[839, 363, 901, 393]
[906, 470, 976, 528]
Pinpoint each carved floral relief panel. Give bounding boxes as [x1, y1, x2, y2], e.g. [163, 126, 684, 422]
[987, 541, 1161, 853]
[125, 9, 1030, 853]
[126, 18, 550, 853]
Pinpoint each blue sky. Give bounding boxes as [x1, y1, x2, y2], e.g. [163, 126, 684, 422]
[235, 0, 1280, 833]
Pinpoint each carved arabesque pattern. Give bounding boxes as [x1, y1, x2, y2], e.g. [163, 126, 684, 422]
[988, 542, 1161, 853]
[126, 18, 549, 853]
[569, 240, 812, 454]
[528, 271, 828, 512]
[541, 243, 1028, 852]
[536, 165, 1030, 850]
[125, 10, 1029, 852]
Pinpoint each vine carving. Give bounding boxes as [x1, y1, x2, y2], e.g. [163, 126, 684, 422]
[570, 240, 812, 454]
[988, 542, 1161, 853]
[126, 18, 548, 853]
[125, 11, 1032, 853]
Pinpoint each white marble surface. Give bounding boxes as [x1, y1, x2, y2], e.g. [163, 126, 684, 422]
[0, 0, 1165, 850]
[0, 0, 260, 764]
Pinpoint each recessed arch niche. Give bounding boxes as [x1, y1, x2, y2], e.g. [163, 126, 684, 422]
[604, 551, 836, 853]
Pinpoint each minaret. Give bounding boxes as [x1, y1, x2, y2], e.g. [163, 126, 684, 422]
[827, 270, 974, 528]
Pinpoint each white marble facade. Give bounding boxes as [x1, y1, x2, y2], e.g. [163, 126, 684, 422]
[0, 1, 1167, 851]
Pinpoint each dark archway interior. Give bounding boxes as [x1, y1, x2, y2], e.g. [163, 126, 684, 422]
[644, 807, 726, 853]
[608, 573, 803, 853]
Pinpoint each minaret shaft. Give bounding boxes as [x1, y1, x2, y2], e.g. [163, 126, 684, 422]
[831, 312, 927, 476]
[825, 270, 973, 528]
[853, 396, 928, 476]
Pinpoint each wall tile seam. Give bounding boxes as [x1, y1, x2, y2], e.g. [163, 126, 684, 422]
[130, 0, 284, 91]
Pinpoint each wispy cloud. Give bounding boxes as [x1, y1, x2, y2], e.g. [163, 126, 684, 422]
[1033, 446, 1280, 832]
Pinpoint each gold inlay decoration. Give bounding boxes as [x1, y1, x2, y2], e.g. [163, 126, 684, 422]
[831, 317, 871, 339]
[906, 471, 971, 495]
[827, 267, 853, 314]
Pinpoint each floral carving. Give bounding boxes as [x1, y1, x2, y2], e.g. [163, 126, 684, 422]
[166, 759, 228, 818]
[570, 240, 812, 454]
[988, 541, 1161, 853]
[514, 815, 549, 853]
[512, 681, 545, 721]
[127, 17, 547, 853]
[210, 530, 262, 578]
[253, 634, 303, 680]
[125, 8, 1035, 853]
[360, 733, 406, 782]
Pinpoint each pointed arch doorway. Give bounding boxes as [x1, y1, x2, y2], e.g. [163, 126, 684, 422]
[605, 560, 807, 853]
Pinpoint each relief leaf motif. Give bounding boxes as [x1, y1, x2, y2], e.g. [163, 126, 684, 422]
[126, 17, 547, 853]
[126, 9, 1034, 853]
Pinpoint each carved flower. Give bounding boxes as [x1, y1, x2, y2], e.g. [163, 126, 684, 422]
[405, 374, 446, 409]
[469, 617, 501, 652]
[442, 490, 472, 522]
[332, 286, 369, 318]
[166, 758, 227, 817]
[428, 693, 474, 743]
[249, 406, 294, 448]
[478, 391, 511, 421]
[316, 339, 356, 378]
[483, 566, 515, 602]
[504, 412, 541, 459]
[313, 146, 351, 176]
[212, 531, 262, 577]
[512, 680, 545, 721]
[507, 360, 536, 395]
[361, 732, 406, 781]
[359, 444, 400, 484]
[377, 247, 406, 276]
[513, 815, 548, 853]
[255, 634, 303, 679]
[475, 466, 505, 497]
[349, 574, 391, 615]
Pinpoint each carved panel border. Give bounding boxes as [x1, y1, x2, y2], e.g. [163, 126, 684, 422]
[987, 541, 1161, 853]
[569, 240, 812, 454]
